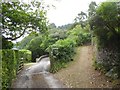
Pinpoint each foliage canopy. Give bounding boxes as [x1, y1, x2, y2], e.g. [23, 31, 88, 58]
[2, 1, 48, 41]
[89, 2, 120, 48]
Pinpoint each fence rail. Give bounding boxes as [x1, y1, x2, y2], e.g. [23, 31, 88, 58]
[17, 59, 24, 74]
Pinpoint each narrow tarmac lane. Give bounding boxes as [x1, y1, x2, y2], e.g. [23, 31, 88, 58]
[12, 57, 66, 88]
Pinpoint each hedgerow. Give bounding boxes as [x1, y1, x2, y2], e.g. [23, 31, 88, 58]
[2, 50, 16, 89]
[19, 49, 32, 63]
[1, 49, 31, 89]
[49, 38, 76, 73]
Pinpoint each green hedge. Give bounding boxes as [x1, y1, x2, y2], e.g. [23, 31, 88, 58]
[0, 50, 2, 90]
[2, 50, 16, 89]
[49, 38, 76, 73]
[19, 49, 32, 63]
[1, 49, 31, 89]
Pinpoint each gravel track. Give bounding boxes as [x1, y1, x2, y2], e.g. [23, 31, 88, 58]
[54, 45, 114, 88]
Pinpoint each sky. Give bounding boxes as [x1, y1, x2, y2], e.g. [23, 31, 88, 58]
[44, 0, 106, 26]
[22, 0, 106, 26]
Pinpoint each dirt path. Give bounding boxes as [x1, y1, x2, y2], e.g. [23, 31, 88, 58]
[54, 45, 114, 88]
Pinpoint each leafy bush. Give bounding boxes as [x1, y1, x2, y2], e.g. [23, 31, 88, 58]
[67, 25, 91, 46]
[0, 50, 1, 90]
[49, 38, 76, 73]
[90, 2, 120, 79]
[40, 35, 60, 52]
[90, 2, 120, 48]
[40, 29, 67, 52]
[1, 49, 31, 89]
[49, 25, 91, 73]
[25, 35, 47, 61]
[19, 49, 32, 63]
[49, 60, 67, 73]
[2, 50, 16, 89]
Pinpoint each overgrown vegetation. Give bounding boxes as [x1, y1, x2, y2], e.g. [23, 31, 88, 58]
[2, 1, 47, 41]
[89, 2, 120, 79]
[49, 25, 91, 73]
[1, 36, 13, 49]
[1, 49, 31, 89]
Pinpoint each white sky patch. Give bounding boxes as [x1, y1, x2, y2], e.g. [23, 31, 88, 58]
[45, 0, 106, 26]
[21, 0, 106, 26]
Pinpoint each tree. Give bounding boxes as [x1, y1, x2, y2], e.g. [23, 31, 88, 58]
[17, 32, 38, 49]
[89, 2, 120, 47]
[1, 1, 48, 41]
[25, 35, 47, 61]
[57, 24, 73, 30]
[90, 2, 120, 78]
[74, 11, 87, 28]
[1, 35, 13, 49]
[88, 1, 97, 18]
[49, 23, 56, 29]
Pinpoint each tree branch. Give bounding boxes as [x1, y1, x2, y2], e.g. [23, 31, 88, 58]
[5, 28, 26, 40]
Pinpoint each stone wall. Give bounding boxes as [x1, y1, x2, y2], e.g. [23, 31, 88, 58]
[94, 47, 120, 79]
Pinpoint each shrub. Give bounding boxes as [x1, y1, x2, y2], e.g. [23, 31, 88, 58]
[19, 49, 32, 63]
[25, 35, 46, 61]
[2, 50, 16, 89]
[40, 34, 61, 52]
[67, 25, 91, 46]
[90, 2, 120, 79]
[1, 49, 31, 89]
[0, 50, 1, 89]
[49, 25, 91, 73]
[49, 38, 76, 73]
